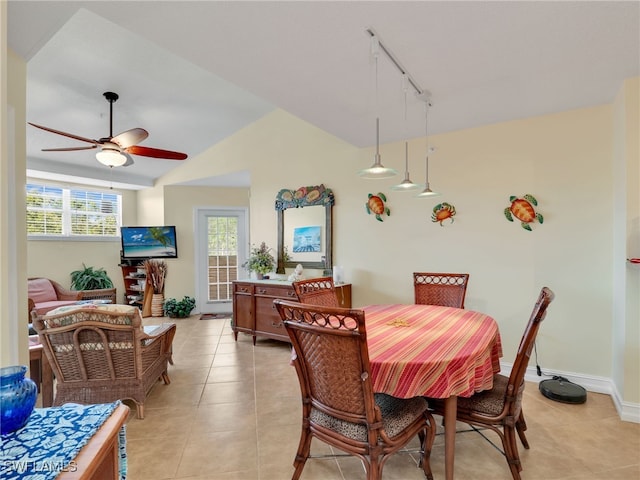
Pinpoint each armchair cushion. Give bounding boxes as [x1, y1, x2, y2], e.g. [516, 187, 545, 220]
[33, 300, 80, 316]
[28, 278, 58, 303]
[28, 277, 116, 320]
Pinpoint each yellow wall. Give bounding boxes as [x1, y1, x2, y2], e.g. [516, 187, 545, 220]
[1, 42, 28, 366]
[612, 77, 640, 405]
[162, 185, 250, 299]
[151, 103, 624, 382]
[5, 11, 637, 412]
[25, 105, 623, 383]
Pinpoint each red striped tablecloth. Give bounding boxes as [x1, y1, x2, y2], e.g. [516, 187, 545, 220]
[364, 304, 502, 399]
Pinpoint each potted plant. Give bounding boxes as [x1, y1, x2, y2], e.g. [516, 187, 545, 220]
[70, 264, 114, 290]
[163, 296, 196, 318]
[242, 242, 275, 279]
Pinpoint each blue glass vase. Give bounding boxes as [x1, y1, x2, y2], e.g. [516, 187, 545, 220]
[0, 365, 37, 435]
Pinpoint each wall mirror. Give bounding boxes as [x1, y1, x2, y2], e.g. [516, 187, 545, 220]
[275, 184, 334, 274]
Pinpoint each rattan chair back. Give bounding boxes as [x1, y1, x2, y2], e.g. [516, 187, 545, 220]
[33, 307, 175, 419]
[274, 299, 436, 480]
[413, 272, 470, 308]
[508, 286, 555, 404]
[292, 277, 340, 307]
[428, 286, 555, 480]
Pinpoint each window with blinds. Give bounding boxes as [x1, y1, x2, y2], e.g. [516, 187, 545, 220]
[26, 183, 122, 238]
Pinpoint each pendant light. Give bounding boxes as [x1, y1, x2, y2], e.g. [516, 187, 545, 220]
[358, 35, 397, 179]
[417, 96, 441, 198]
[391, 75, 420, 191]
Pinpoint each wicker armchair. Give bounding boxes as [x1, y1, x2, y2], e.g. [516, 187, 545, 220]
[32, 305, 175, 419]
[413, 272, 469, 308]
[274, 299, 436, 480]
[428, 287, 555, 480]
[292, 276, 339, 307]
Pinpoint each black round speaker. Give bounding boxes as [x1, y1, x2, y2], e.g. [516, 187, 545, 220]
[539, 377, 587, 404]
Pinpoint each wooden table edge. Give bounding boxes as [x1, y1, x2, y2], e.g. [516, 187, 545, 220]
[58, 403, 130, 479]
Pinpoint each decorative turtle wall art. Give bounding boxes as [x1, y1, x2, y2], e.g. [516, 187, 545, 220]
[366, 192, 390, 222]
[504, 194, 543, 231]
[432, 202, 456, 226]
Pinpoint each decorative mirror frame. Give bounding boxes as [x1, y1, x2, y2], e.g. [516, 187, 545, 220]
[275, 184, 334, 274]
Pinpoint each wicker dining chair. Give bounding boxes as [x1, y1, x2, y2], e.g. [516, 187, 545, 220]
[428, 286, 555, 480]
[274, 299, 436, 480]
[292, 276, 340, 307]
[413, 272, 470, 308]
[32, 305, 176, 419]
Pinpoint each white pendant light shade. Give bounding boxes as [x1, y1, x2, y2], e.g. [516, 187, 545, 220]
[357, 118, 398, 179]
[391, 142, 420, 190]
[417, 151, 440, 197]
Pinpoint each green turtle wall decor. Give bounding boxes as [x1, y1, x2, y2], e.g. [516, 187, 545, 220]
[504, 194, 543, 231]
[366, 192, 390, 222]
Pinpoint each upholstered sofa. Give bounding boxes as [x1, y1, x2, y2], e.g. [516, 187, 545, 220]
[32, 303, 175, 419]
[28, 277, 117, 317]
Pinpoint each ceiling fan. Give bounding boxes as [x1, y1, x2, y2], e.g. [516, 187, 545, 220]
[28, 91, 188, 167]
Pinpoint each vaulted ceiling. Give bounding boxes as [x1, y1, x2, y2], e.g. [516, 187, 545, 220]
[8, 1, 639, 189]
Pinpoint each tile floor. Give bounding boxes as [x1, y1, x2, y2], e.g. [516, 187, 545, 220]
[118, 315, 639, 480]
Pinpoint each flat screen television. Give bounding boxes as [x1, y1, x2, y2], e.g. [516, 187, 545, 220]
[120, 226, 178, 260]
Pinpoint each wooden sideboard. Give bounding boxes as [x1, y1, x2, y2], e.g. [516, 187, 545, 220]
[232, 279, 352, 344]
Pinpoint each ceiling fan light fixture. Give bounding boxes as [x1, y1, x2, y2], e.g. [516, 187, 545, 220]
[96, 147, 127, 167]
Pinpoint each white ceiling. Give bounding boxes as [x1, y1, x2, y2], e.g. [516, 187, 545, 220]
[8, 1, 640, 190]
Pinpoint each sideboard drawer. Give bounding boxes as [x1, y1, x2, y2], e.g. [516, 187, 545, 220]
[234, 283, 254, 295]
[254, 285, 298, 299]
[232, 280, 352, 344]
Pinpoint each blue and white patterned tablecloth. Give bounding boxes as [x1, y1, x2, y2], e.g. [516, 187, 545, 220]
[1, 401, 126, 479]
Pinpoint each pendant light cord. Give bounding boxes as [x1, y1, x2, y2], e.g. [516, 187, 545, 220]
[424, 100, 430, 187]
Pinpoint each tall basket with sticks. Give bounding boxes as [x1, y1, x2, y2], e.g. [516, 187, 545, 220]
[143, 260, 167, 317]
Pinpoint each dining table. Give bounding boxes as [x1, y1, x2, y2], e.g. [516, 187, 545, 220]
[363, 303, 502, 480]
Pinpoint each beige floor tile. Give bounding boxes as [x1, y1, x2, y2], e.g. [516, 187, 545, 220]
[200, 380, 255, 405]
[118, 314, 640, 480]
[176, 430, 258, 477]
[191, 402, 257, 434]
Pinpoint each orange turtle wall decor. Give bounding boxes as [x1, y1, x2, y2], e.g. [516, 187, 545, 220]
[504, 194, 544, 231]
[366, 192, 390, 222]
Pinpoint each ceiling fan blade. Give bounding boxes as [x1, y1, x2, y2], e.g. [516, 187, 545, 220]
[42, 145, 98, 152]
[28, 122, 99, 145]
[122, 153, 135, 167]
[111, 128, 148, 148]
[124, 145, 188, 160]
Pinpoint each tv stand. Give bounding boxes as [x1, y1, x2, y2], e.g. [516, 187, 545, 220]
[119, 263, 153, 317]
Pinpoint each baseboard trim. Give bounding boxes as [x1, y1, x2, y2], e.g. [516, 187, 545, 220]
[500, 362, 640, 424]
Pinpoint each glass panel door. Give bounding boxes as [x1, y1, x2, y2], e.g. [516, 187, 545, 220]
[196, 208, 247, 314]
